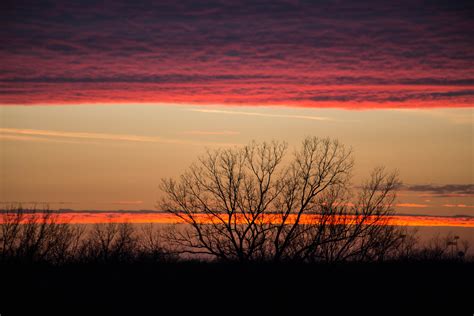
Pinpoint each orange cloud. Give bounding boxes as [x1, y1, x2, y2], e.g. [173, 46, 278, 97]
[396, 203, 428, 208]
[443, 204, 474, 208]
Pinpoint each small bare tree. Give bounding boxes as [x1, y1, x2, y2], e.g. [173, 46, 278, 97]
[160, 137, 404, 262]
[0, 204, 84, 264]
[137, 223, 177, 262]
[80, 222, 137, 263]
[413, 233, 471, 261]
[0, 205, 24, 261]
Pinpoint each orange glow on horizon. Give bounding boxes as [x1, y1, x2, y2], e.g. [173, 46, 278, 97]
[1, 212, 473, 228]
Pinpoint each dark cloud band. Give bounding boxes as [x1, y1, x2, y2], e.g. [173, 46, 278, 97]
[403, 184, 474, 198]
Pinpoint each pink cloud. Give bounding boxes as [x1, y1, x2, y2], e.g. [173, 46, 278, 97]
[0, 1, 472, 108]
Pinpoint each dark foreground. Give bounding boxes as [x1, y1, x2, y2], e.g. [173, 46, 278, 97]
[1, 261, 473, 315]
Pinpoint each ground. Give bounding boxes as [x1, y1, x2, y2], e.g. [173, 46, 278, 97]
[1, 261, 472, 315]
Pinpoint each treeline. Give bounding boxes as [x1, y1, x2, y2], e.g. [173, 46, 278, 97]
[0, 206, 470, 265]
[0, 206, 175, 265]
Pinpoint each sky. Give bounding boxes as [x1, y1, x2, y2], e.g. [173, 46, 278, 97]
[0, 0, 473, 217]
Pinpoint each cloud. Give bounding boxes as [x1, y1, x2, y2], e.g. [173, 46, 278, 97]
[188, 108, 336, 121]
[110, 200, 144, 205]
[179, 130, 240, 136]
[395, 108, 474, 125]
[0, 128, 171, 143]
[0, 128, 241, 147]
[0, 0, 472, 108]
[396, 203, 428, 208]
[402, 184, 474, 198]
[0, 201, 77, 205]
[443, 204, 474, 208]
[0, 133, 101, 144]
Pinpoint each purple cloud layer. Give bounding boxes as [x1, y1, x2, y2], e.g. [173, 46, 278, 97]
[1, 0, 473, 107]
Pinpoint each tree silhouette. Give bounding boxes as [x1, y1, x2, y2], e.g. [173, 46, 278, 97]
[0, 202, 470, 264]
[159, 136, 407, 262]
[80, 222, 137, 263]
[0, 204, 84, 264]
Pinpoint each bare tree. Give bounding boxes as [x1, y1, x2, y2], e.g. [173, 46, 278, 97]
[313, 167, 402, 262]
[412, 233, 471, 261]
[159, 137, 404, 262]
[0, 205, 24, 262]
[270, 138, 353, 261]
[160, 140, 288, 261]
[80, 222, 137, 263]
[0, 204, 84, 264]
[137, 224, 177, 262]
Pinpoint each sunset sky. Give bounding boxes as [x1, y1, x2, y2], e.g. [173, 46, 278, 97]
[1, 0, 473, 217]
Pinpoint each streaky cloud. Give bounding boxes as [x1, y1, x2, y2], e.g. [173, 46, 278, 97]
[188, 108, 337, 121]
[402, 184, 474, 197]
[179, 130, 240, 136]
[396, 203, 428, 208]
[0, 128, 241, 147]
